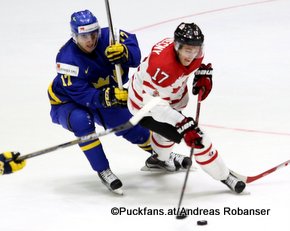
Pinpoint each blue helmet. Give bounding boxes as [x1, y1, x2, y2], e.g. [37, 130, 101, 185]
[70, 10, 100, 35]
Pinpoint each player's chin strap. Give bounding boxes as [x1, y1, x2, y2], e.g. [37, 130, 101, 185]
[176, 89, 203, 220]
[10, 97, 162, 162]
[104, 0, 123, 89]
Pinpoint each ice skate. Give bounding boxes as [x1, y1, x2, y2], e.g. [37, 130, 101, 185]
[98, 168, 123, 195]
[169, 152, 192, 169]
[221, 173, 246, 193]
[142, 152, 193, 172]
[144, 153, 170, 170]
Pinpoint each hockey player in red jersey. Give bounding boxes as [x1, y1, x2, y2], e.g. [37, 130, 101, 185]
[128, 22, 246, 193]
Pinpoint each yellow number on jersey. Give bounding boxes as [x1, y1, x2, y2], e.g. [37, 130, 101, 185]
[61, 74, 72, 86]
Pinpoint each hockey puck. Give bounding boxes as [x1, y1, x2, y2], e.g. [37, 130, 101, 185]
[197, 220, 208, 226]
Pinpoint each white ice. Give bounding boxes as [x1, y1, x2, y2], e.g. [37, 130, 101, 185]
[1, 0, 290, 230]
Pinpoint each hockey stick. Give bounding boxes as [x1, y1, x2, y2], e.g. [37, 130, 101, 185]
[176, 90, 203, 219]
[104, 0, 123, 89]
[230, 159, 290, 183]
[12, 97, 162, 162]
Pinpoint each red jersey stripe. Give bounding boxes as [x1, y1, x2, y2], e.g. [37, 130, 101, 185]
[130, 99, 142, 110]
[143, 81, 155, 90]
[131, 78, 143, 101]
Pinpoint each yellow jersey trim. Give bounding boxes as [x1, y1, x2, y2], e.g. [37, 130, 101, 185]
[48, 83, 62, 104]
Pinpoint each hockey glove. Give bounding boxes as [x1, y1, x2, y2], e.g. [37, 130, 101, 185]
[0, 151, 26, 175]
[100, 87, 128, 108]
[176, 117, 204, 148]
[105, 43, 128, 64]
[192, 63, 213, 101]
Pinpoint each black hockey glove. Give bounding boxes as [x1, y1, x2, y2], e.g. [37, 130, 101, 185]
[192, 63, 213, 101]
[100, 87, 128, 108]
[0, 151, 26, 175]
[176, 117, 204, 148]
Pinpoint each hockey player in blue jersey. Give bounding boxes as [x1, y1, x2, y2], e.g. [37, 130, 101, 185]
[48, 10, 151, 193]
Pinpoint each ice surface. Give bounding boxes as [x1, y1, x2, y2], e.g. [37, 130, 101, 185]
[1, 0, 290, 230]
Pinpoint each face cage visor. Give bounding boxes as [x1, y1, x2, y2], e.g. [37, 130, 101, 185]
[174, 41, 204, 59]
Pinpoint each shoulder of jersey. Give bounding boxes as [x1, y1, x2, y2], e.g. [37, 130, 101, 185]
[95, 27, 110, 53]
[56, 39, 85, 78]
[147, 38, 180, 87]
[100, 27, 109, 40]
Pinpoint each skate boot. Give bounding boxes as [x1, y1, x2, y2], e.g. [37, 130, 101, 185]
[145, 152, 192, 172]
[145, 154, 169, 170]
[221, 173, 246, 193]
[145, 152, 178, 172]
[169, 152, 192, 169]
[98, 168, 123, 194]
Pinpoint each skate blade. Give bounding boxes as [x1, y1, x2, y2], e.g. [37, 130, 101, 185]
[112, 188, 124, 195]
[101, 181, 124, 195]
[239, 190, 251, 195]
[140, 166, 197, 173]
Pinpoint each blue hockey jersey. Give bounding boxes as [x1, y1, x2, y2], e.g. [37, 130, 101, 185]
[48, 27, 141, 111]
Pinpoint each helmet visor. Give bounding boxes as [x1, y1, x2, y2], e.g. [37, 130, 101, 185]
[77, 31, 99, 41]
[175, 43, 204, 59]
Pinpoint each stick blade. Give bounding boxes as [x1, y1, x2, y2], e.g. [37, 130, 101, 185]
[176, 214, 187, 220]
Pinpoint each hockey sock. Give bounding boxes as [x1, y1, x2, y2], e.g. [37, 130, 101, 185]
[79, 138, 109, 172]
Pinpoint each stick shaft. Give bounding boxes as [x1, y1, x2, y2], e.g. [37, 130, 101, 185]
[15, 97, 162, 162]
[104, 0, 123, 89]
[16, 124, 127, 161]
[177, 90, 203, 212]
[104, 0, 115, 42]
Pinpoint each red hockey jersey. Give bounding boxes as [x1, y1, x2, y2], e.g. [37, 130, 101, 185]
[129, 38, 203, 112]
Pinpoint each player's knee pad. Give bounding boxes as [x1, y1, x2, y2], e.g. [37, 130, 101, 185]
[68, 109, 95, 137]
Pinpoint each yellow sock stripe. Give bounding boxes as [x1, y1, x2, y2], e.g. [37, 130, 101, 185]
[48, 82, 62, 104]
[138, 132, 152, 148]
[140, 146, 153, 151]
[80, 139, 101, 151]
